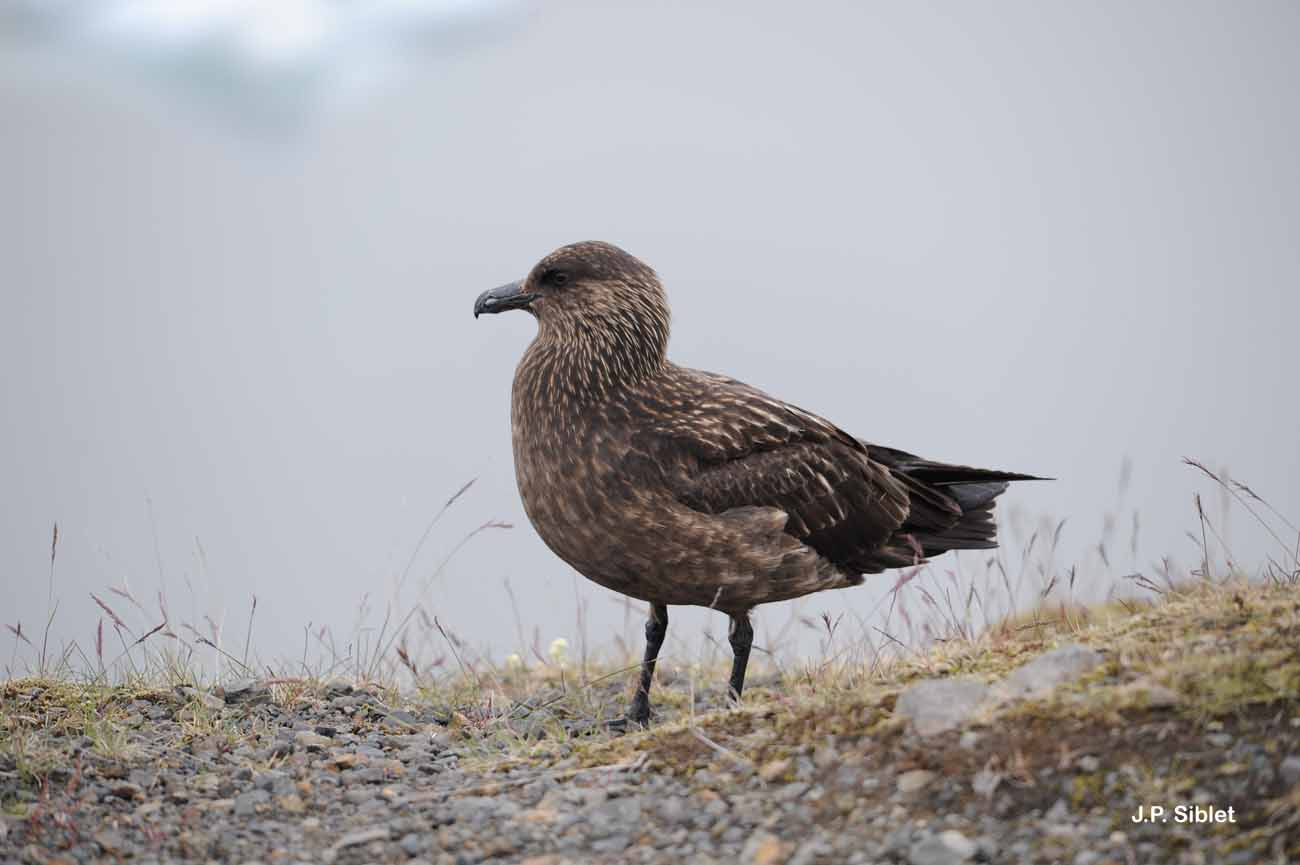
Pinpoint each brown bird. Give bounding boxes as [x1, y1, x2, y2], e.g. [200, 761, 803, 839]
[475, 241, 1042, 725]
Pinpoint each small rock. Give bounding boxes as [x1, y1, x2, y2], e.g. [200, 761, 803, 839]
[909, 830, 977, 865]
[997, 644, 1103, 700]
[294, 731, 332, 751]
[759, 759, 792, 783]
[1076, 754, 1101, 773]
[586, 797, 642, 839]
[109, 782, 144, 801]
[777, 782, 809, 802]
[741, 830, 788, 865]
[94, 830, 128, 854]
[971, 769, 1001, 798]
[399, 833, 427, 856]
[276, 793, 307, 814]
[896, 769, 936, 794]
[134, 799, 163, 818]
[1279, 755, 1300, 786]
[221, 679, 271, 705]
[382, 709, 421, 729]
[328, 826, 389, 858]
[789, 838, 832, 865]
[325, 680, 355, 697]
[1206, 732, 1233, 748]
[331, 752, 366, 769]
[177, 686, 225, 712]
[1074, 852, 1102, 865]
[895, 678, 991, 736]
[234, 789, 270, 817]
[658, 797, 691, 825]
[1045, 798, 1070, 821]
[957, 731, 981, 750]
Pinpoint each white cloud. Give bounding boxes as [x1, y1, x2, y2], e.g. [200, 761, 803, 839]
[2, 0, 521, 128]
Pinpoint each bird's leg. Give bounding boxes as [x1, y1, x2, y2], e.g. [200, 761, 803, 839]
[727, 613, 754, 703]
[628, 603, 668, 726]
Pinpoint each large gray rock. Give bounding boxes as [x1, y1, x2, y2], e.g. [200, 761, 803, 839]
[895, 678, 991, 736]
[996, 644, 1104, 700]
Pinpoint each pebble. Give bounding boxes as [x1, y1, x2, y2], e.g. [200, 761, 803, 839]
[109, 782, 144, 801]
[908, 830, 977, 865]
[294, 731, 332, 751]
[222, 679, 272, 705]
[1280, 755, 1300, 786]
[740, 830, 788, 865]
[234, 789, 270, 817]
[399, 832, 427, 856]
[759, 758, 791, 782]
[896, 770, 936, 794]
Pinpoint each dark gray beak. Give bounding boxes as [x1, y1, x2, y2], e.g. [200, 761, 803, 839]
[474, 281, 538, 318]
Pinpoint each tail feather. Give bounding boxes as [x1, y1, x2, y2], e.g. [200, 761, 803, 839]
[861, 441, 1047, 562]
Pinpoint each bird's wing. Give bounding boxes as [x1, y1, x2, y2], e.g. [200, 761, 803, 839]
[654, 371, 916, 571]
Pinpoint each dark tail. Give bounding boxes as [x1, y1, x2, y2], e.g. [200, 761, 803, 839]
[862, 442, 1048, 559]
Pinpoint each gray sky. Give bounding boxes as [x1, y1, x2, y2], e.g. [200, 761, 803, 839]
[3, 1, 1298, 676]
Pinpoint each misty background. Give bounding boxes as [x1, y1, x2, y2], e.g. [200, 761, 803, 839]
[2, 1, 1297, 676]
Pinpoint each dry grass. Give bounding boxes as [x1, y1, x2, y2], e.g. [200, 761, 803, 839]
[3, 457, 1297, 779]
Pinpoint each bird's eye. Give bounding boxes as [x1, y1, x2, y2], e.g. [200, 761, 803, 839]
[550, 271, 569, 287]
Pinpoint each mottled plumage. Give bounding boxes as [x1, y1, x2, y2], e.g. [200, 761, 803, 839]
[475, 241, 1042, 723]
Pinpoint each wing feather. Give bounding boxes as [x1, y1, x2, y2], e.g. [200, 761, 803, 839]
[661, 373, 912, 572]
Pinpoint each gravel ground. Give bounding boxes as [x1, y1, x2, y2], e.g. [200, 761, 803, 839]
[3, 585, 1299, 864]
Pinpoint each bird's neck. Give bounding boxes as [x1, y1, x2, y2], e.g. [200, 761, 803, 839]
[517, 324, 667, 410]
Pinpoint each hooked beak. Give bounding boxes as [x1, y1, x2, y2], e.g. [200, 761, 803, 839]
[474, 281, 538, 318]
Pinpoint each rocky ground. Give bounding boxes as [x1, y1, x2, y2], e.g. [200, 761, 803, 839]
[2, 580, 1298, 865]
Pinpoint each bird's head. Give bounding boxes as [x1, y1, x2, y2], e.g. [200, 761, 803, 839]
[475, 241, 671, 373]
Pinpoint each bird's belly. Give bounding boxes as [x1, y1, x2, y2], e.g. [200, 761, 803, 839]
[512, 449, 835, 610]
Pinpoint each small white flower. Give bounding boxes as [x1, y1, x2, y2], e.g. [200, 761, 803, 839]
[548, 637, 569, 665]
[505, 653, 523, 671]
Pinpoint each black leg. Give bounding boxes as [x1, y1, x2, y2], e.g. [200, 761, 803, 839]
[628, 603, 668, 726]
[727, 613, 754, 702]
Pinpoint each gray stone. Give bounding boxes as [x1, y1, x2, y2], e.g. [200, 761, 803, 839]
[222, 679, 272, 705]
[997, 644, 1103, 700]
[908, 830, 977, 865]
[1280, 755, 1300, 786]
[739, 830, 785, 863]
[587, 796, 643, 838]
[971, 769, 1001, 798]
[789, 839, 832, 865]
[293, 731, 332, 751]
[324, 680, 354, 697]
[895, 678, 991, 736]
[399, 833, 428, 856]
[234, 788, 270, 817]
[896, 769, 935, 794]
[658, 797, 691, 825]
